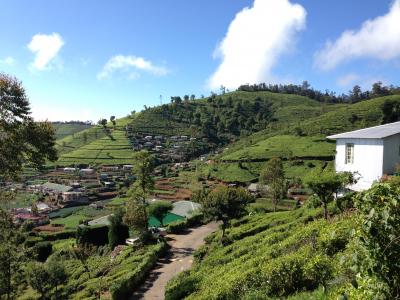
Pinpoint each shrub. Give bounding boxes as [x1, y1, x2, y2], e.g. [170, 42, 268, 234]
[110, 242, 167, 299]
[76, 225, 109, 246]
[33, 241, 53, 262]
[165, 271, 199, 300]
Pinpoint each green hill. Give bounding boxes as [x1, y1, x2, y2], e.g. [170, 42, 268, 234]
[53, 91, 345, 166]
[203, 95, 400, 183]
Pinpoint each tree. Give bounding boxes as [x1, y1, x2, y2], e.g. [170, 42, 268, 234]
[46, 259, 67, 299]
[123, 190, 149, 236]
[98, 118, 107, 128]
[305, 171, 347, 219]
[259, 157, 286, 212]
[82, 131, 88, 143]
[147, 201, 172, 226]
[26, 262, 52, 299]
[200, 186, 253, 242]
[108, 210, 129, 249]
[0, 73, 58, 179]
[131, 150, 155, 195]
[110, 116, 116, 128]
[0, 193, 25, 300]
[351, 183, 400, 298]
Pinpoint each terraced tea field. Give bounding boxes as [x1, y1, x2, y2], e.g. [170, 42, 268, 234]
[57, 130, 136, 165]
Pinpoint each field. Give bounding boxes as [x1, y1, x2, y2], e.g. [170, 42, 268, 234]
[57, 129, 136, 165]
[166, 206, 355, 299]
[52, 123, 93, 140]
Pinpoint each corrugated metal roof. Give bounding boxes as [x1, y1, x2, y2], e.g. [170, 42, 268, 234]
[42, 182, 73, 193]
[327, 121, 400, 139]
[171, 200, 201, 218]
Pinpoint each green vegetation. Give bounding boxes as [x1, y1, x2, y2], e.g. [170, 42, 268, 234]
[52, 122, 92, 140]
[165, 206, 354, 299]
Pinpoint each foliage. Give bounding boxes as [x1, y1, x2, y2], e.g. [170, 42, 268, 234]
[0, 194, 25, 300]
[305, 171, 349, 219]
[0, 73, 57, 179]
[200, 186, 253, 241]
[108, 211, 129, 249]
[108, 242, 167, 300]
[259, 157, 287, 212]
[352, 183, 400, 298]
[131, 150, 155, 194]
[76, 225, 109, 246]
[165, 207, 354, 299]
[124, 190, 148, 236]
[147, 200, 173, 226]
[32, 241, 53, 262]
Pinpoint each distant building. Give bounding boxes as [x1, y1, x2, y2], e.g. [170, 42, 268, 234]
[328, 121, 400, 191]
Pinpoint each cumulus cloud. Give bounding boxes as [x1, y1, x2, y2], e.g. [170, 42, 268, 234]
[315, 0, 400, 70]
[27, 33, 64, 70]
[208, 0, 306, 90]
[97, 55, 169, 80]
[0, 56, 15, 66]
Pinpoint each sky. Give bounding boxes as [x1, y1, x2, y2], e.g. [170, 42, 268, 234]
[1, 0, 399, 122]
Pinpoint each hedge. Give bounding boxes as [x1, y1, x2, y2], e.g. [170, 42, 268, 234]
[110, 242, 167, 299]
[76, 225, 109, 246]
[166, 214, 204, 234]
[39, 229, 76, 241]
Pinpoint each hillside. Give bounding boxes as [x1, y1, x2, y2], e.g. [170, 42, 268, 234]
[53, 91, 345, 166]
[55, 116, 134, 165]
[204, 95, 400, 183]
[52, 122, 93, 140]
[166, 206, 354, 299]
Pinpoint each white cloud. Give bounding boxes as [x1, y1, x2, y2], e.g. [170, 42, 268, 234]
[208, 0, 306, 90]
[0, 56, 15, 66]
[336, 73, 360, 88]
[315, 0, 400, 70]
[27, 33, 64, 70]
[97, 55, 169, 80]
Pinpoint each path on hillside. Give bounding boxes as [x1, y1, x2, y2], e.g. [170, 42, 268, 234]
[131, 222, 219, 300]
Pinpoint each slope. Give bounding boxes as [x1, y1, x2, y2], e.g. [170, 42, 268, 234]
[52, 122, 93, 140]
[204, 95, 400, 183]
[165, 207, 354, 299]
[54, 91, 345, 166]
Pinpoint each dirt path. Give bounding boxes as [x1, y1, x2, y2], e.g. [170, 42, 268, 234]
[131, 222, 219, 300]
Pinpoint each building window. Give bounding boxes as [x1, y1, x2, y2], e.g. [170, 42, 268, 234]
[345, 143, 354, 164]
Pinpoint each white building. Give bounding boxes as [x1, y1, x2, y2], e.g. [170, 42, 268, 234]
[328, 121, 400, 191]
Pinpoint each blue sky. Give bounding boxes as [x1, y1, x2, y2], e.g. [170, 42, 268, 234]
[0, 0, 399, 121]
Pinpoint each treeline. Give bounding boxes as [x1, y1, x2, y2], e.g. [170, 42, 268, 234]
[238, 81, 400, 104]
[147, 95, 274, 143]
[52, 121, 93, 125]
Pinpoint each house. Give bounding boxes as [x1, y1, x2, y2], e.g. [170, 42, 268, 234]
[328, 121, 400, 191]
[13, 213, 49, 226]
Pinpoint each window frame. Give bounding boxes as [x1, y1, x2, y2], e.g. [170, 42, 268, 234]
[345, 143, 354, 164]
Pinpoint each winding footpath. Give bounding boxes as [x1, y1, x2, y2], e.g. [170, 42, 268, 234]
[131, 222, 219, 300]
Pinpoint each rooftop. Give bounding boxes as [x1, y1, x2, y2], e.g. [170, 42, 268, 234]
[327, 121, 400, 139]
[171, 200, 201, 218]
[42, 182, 73, 193]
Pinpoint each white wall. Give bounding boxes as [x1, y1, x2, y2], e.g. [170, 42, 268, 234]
[382, 134, 400, 174]
[335, 138, 383, 191]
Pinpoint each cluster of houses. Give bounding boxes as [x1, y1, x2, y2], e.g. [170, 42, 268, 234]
[127, 132, 198, 162]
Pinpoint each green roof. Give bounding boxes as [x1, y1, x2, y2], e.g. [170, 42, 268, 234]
[148, 213, 185, 227]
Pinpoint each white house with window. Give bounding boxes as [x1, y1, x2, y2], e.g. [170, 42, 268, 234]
[328, 121, 400, 191]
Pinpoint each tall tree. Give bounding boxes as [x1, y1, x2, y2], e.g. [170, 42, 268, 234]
[108, 210, 129, 249]
[259, 157, 286, 212]
[0, 73, 57, 179]
[131, 150, 155, 195]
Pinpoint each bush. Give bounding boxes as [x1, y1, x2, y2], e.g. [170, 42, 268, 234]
[166, 214, 204, 234]
[33, 241, 53, 262]
[39, 229, 76, 241]
[76, 225, 109, 246]
[110, 242, 167, 299]
[165, 271, 199, 300]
